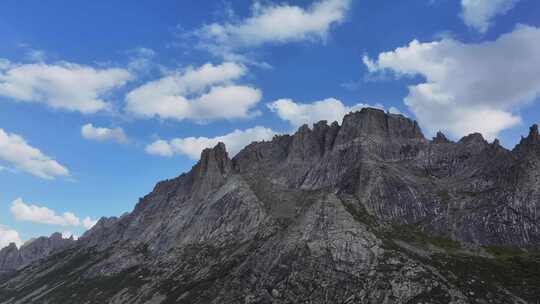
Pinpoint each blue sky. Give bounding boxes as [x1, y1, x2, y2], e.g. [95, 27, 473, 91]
[1, 0, 539, 247]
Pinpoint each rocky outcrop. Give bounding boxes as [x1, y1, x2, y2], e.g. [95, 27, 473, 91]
[433, 131, 451, 144]
[515, 124, 540, 156]
[1, 108, 540, 304]
[0, 232, 75, 279]
[0, 244, 21, 279]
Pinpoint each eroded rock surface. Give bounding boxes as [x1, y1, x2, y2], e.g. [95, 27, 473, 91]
[0, 233, 75, 280]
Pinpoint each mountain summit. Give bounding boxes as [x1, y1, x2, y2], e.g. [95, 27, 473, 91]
[1, 108, 539, 303]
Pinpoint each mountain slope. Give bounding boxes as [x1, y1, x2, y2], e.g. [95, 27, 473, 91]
[1, 108, 539, 304]
[0, 233, 75, 281]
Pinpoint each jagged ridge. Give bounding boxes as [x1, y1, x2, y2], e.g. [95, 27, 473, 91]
[0, 233, 75, 280]
[1, 108, 539, 304]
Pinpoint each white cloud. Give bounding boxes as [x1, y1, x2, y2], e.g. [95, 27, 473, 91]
[0, 128, 69, 179]
[194, 0, 350, 57]
[10, 198, 97, 230]
[25, 50, 46, 62]
[388, 106, 403, 115]
[81, 123, 127, 144]
[146, 126, 276, 159]
[127, 47, 156, 73]
[0, 59, 10, 70]
[461, 0, 520, 33]
[61, 231, 79, 240]
[82, 217, 98, 230]
[363, 25, 540, 140]
[268, 97, 385, 128]
[11, 198, 80, 226]
[0, 226, 23, 249]
[0, 61, 132, 114]
[125, 62, 261, 123]
[145, 140, 174, 157]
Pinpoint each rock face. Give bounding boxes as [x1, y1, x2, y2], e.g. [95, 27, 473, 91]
[0, 233, 75, 280]
[1, 108, 539, 304]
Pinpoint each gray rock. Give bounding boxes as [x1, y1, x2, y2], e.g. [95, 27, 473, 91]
[0, 232, 75, 275]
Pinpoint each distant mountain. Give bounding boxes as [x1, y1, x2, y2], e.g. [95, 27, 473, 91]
[1, 108, 539, 303]
[0, 232, 75, 281]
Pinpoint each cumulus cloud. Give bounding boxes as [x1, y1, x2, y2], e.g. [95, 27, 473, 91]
[127, 47, 156, 73]
[145, 140, 174, 157]
[82, 217, 98, 230]
[125, 62, 261, 123]
[25, 50, 46, 62]
[0, 226, 23, 249]
[10, 198, 97, 229]
[0, 59, 10, 70]
[461, 0, 520, 33]
[363, 25, 540, 140]
[11, 198, 80, 226]
[0, 128, 69, 179]
[146, 126, 276, 159]
[194, 0, 350, 58]
[81, 123, 127, 144]
[0, 60, 132, 114]
[268, 98, 388, 128]
[61, 231, 79, 240]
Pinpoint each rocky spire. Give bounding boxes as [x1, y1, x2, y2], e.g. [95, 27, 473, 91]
[0, 243, 21, 270]
[287, 121, 341, 161]
[192, 142, 233, 198]
[196, 142, 232, 177]
[459, 133, 487, 145]
[432, 131, 450, 144]
[288, 124, 318, 161]
[323, 121, 341, 152]
[514, 124, 540, 155]
[527, 124, 540, 143]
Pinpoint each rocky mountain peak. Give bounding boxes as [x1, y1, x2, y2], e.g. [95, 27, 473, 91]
[3, 111, 540, 303]
[287, 121, 341, 161]
[334, 108, 424, 146]
[196, 142, 232, 176]
[528, 124, 540, 143]
[514, 124, 540, 156]
[459, 133, 487, 145]
[531, 123, 539, 134]
[50, 232, 63, 241]
[0, 243, 21, 272]
[432, 131, 451, 144]
[296, 124, 311, 134]
[191, 142, 233, 198]
[4, 243, 17, 251]
[312, 120, 329, 131]
[0, 233, 75, 274]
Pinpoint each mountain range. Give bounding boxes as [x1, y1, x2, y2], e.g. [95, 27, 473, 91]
[1, 108, 539, 303]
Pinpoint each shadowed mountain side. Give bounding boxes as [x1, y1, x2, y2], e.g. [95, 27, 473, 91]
[0, 233, 75, 281]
